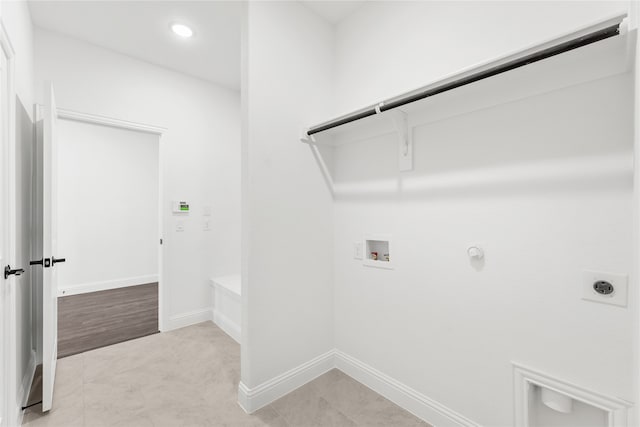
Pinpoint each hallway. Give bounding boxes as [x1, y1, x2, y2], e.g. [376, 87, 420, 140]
[22, 323, 428, 426]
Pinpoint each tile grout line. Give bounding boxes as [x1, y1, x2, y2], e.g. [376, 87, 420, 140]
[266, 402, 288, 425]
[33, 323, 425, 427]
[322, 395, 361, 426]
[314, 373, 362, 426]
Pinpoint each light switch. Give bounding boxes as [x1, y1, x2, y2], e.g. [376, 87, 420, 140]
[353, 242, 363, 260]
[203, 219, 211, 231]
[175, 220, 185, 232]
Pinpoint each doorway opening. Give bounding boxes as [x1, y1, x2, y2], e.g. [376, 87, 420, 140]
[54, 115, 162, 358]
[25, 96, 166, 414]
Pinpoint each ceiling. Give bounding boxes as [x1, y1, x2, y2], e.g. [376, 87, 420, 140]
[27, 1, 366, 90]
[28, 1, 243, 90]
[301, 1, 366, 24]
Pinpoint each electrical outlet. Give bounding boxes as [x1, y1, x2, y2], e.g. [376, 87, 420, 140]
[582, 270, 627, 307]
[353, 242, 363, 260]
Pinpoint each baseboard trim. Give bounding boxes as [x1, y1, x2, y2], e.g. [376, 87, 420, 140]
[334, 350, 480, 427]
[238, 349, 479, 426]
[238, 350, 335, 414]
[166, 307, 212, 331]
[58, 275, 159, 297]
[212, 309, 241, 344]
[16, 350, 37, 425]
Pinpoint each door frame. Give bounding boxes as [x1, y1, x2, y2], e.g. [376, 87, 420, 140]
[631, 2, 640, 426]
[0, 17, 17, 427]
[55, 108, 167, 330]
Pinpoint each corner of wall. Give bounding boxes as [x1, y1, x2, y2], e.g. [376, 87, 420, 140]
[165, 308, 213, 332]
[237, 350, 335, 414]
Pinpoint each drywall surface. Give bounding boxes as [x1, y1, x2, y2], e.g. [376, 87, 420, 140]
[332, 74, 635, 427]
[333, 0, 629, 115]
[1, 0, 34, 119]
[242, 1, 334, 388]
[56, 120, 159, 294]
[331, 2, 634, 425]
[34, 29, 240, 329]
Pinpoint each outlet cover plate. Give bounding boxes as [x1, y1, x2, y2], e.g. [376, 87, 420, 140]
[582, 270, 628, 307]
[353, 242, 363, 260]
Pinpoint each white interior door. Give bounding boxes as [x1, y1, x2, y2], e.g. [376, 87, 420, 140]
[42, 81, 60, 412]
[0, 41, 8, 427]
[0, 33, 18, 427]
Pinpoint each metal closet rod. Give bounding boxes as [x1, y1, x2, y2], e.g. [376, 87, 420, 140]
[306, 23, 621, 136]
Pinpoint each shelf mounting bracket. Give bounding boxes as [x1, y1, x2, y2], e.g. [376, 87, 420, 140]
[390, 110, 413, 172]
[300, 127, 316, 144]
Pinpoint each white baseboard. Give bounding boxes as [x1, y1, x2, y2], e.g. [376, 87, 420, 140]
[16, 350, 37, 426]
[334, 350, 479, 427]
[166, 307, 212, 331]
[212, 309, 241, 344]
[238, 350, 335, 414]
[237, 349, 479, 427]
[58, 274, 159, 297]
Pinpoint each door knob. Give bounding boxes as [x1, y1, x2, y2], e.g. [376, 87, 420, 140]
[4, 265, 25, 279]
[31, 258, 52, 267]
[51, 257, 66, 266]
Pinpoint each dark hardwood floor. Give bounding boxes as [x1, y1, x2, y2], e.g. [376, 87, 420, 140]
[57, 283, 159, 358]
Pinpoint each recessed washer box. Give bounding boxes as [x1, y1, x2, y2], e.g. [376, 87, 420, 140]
[364, 235, 393, 269]
[582, 270, 627, 307]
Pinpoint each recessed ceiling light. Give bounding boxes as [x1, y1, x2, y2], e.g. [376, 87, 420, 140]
[171, 23, 193, 38]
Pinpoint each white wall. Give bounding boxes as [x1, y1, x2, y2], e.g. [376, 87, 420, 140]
[56, 120, 159, 295]
[2, 0, 33, 119]
[34, 29, 241, 329]
[241, 0, 334, 392]
[330, 2, 635, 425]
[334, 1, 629, 115]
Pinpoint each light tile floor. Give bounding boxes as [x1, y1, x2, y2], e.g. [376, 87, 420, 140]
[23, 322, 430, 426]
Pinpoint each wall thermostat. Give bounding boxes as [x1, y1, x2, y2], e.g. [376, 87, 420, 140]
[172, 201, 190, 213]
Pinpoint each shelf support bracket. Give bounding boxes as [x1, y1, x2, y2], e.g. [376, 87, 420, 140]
[300, 127, 317, 144]
[390, 110, 413, 172]
[300, 130, 313, 144]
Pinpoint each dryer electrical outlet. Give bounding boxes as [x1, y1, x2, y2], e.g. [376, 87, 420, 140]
[581, 270, 628, 307]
